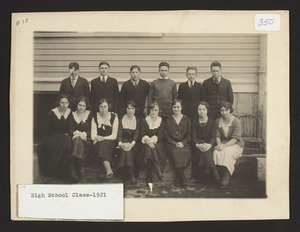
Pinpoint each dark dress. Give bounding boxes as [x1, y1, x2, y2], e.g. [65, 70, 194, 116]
[68, 110, 92, 160]
[191, 117, 216, 168]
[137, 117, 166, 171]
[165, 115, 191, 168]
[116, 116, 140, 170]
[92, 112, 118, 163]
[38, 108, 72, 176]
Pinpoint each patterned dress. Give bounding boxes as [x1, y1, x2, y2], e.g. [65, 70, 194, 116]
[68, 110, 92, 160]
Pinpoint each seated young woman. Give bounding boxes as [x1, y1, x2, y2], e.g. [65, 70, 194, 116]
[165, 99, 191, 189]
[213, 101, 244, 189]
[116, 100, 140, 185]
[37, 94, 75, 182]
[68, 96, 92, 181]
[137, 102, 166, 191]
[91, 98, 119, 179]
[191, 101, 218, 184]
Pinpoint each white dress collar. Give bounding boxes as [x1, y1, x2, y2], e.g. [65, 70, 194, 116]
[52, 108, 71, 119]
[96, 112, 112, 127]
[145, 115, 162, 130]
[122, 114, 137, 130]
[158, 76, 169, 80]
[72, 110, 90, 124]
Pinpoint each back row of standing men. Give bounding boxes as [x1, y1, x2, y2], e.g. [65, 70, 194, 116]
[59, 61, 234, 120]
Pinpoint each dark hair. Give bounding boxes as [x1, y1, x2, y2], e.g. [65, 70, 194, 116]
[149, 102, 160, 110]
[97, 98, 113, 112]
[218, 101, 234, 113]
[99, 61, 110, 67]
[124, 100, 138, 114]
[210, 61, 222, 69]
[159, 62, 170, 69]
[54, 93, 70, 107]
[198, 101, 210, 110]
[69, 62, 79, 70]
[75, 96, 90, 110]
[130, 65, 141, 72]
[172, 99, 183, 107]
[186, 66, 198, 73]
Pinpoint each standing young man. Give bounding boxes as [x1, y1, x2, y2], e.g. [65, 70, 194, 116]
[148, 62, 177, 120]
[59, 62, 90, 111]
[90, 61, 119, 113]
[119, 65, 150, 118]
[203, 61, 234, 119]
[178, 66, 205, 121]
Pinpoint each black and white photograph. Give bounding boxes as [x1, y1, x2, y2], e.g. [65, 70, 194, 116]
[33, 32, 267, 199]
[10, 11, 289, 221]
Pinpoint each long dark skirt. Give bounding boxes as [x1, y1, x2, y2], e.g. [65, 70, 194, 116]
[167, 144, 191, 168]
[193, 148, 215, 168]
[117, 147, 136, 170]
[94, 140, 117, 163]
[38, 134, 72, 177]
[137, 142, 166, 172]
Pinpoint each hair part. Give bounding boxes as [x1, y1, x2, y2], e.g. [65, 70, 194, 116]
[218, 101, 234, 113]
[99, 61, 110, 67]
[198, 101, 210, 110]
[97, 98, 113, 112]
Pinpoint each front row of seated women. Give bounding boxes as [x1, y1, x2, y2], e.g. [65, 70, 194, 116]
[39, 94, 244, 190]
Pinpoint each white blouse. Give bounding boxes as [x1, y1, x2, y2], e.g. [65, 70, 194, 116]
[91, 112, 119, 141]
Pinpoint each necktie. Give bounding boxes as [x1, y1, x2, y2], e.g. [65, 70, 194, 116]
[71, 77, 75, 87]
[190, 81, 193, 88]
[214, 78, 219, 85]
[101, 76, 105, 83]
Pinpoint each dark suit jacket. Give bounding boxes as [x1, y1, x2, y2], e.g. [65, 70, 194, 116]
[59, 76, 90, 110]
[90, 76, 119, 114]
[203, 76, 234, 119]
[119, 79, 150, 118]
[178, 81, 205, 121]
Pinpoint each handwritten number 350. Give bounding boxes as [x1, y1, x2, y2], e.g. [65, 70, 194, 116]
[258, 18, 275, 26]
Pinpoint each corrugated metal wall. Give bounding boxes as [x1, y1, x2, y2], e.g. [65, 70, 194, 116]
[34, 32, 260, 95]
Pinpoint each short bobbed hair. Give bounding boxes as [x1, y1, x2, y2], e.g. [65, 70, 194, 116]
[218, 101, 234, 113]
[198, 101, 210, 110]
[97, 98, 113, 112]
[159, 62, 170, 69]
[172, 99, 183, 107]
[124, 100, 138, 114]
[74, 96, 90, 110]
[130, 65, 141, 72]
[55, 93, 70, 107]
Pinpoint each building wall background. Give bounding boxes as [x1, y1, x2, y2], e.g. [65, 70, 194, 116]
[34, 32, 266, 147]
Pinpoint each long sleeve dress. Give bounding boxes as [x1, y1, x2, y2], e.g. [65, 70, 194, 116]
[68, 110, 92, 160]
[116, 115, 140, 170]
[137, 116, 167, 171]
[191, 117, 216, 168]
[39, 108, 72, 176]
[213, 116, 244, 175]
[165, 115, 191, 168]
[91, 112, 119, 163]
